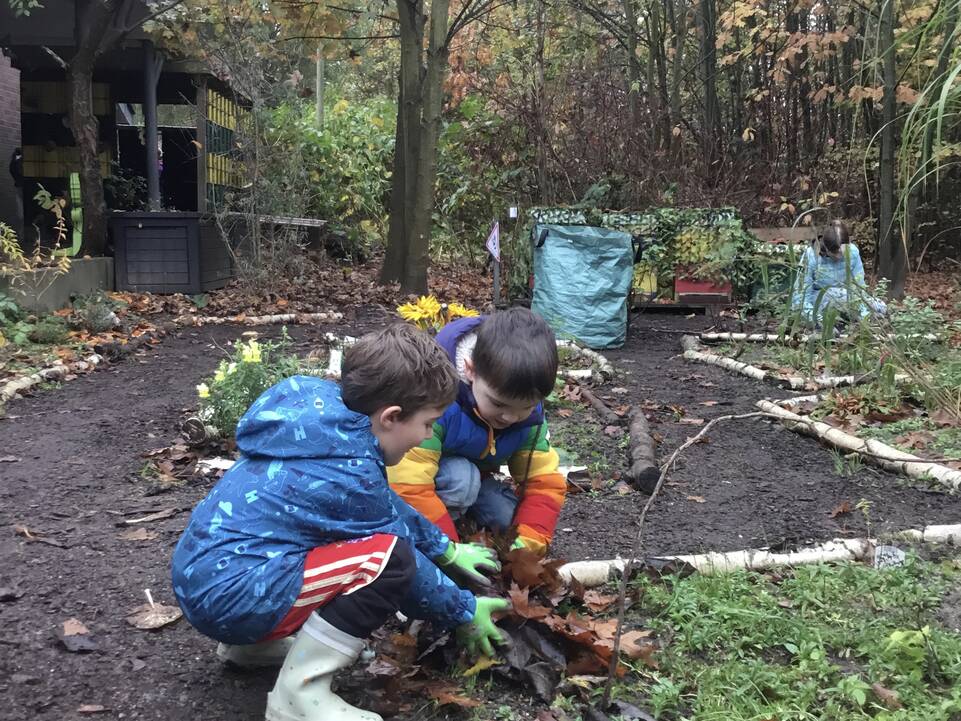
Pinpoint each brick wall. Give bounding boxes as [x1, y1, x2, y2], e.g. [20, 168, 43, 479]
[0, 53, 22, 236]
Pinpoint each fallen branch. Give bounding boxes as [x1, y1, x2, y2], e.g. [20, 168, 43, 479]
[625, 409, 658, 493]
[600, 411, 764, 707]
[757, 400, 961, 490]
[1, 354, 104, 405]
[578, 386, 623, 426]
[175, 311, 344, 327]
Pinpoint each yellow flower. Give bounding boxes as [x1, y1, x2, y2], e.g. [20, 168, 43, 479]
[227, 362, 237, 374]
[196, 383, 210, 399]
[214, 367, 226, 383]
[446, 302, 478, 320]
[241, 340, 262, 363]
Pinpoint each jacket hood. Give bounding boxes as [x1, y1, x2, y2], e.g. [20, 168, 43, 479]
[235, 376, 380, 460]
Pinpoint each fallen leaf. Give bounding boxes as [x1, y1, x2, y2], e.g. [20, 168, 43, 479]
[0, 455, 20, 462]
[508, 583, 552, 620]
[610, 699, 656, 720]
[77, 705, 109, 714]
[619, 630, 657, 668]
[557, 408, 574, 418]
[893, 430, 934, 450]
[582, 590, 618, 613]
[126, 602, 182, 630]
[871, 682, 903, 710]
[427, 685, 482, 708]
[611, 387, 628, 394]
[63, 618, 90, 636]
[830, 501, 852, 518]
[612, 481, 633, 496]
[686, 495, 707, 503]
[117, 528, 158, 542]
[930, 409, 961, 428]
[679, 417, 705, 425]
[603, 425, 624, 438]
[700, 401, 719, 407]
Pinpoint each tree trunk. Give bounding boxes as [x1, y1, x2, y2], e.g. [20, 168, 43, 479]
[68, 0, 129, 256]
[533, 0, 552, 202]
[622, 0, 643, 145]
[404, 0, 450, 294]
[668, 0, 688, 156]
[698, 0, 719, 166]
[381, 0, 425, 286]
[877, 0, 906, 297]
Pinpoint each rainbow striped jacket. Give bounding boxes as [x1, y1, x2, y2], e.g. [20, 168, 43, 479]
[387, 317, 566, 553]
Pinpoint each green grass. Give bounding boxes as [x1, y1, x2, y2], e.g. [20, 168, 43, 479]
[603, 555, 961, 720]
[860, 417, 961, 459]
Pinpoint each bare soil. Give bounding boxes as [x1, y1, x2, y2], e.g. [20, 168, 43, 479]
[2, 309, 959, 721]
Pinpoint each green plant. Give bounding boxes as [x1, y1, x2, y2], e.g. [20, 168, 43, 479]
[0, 293, 22, 324]
[71, 293, 120, 333]
[197, 334, 302, 435]
[26, 316, 69, 345]
[104, 161, 147, 211]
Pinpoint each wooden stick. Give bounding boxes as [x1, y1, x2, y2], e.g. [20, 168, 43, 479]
[699, 331, 940, 344]
[756, 400, 961, 489]
[556, 340, 614, 380]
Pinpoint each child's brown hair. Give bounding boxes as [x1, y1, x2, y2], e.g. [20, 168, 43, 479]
[341, 324, 458, 417]
[473, 307, 558, 401]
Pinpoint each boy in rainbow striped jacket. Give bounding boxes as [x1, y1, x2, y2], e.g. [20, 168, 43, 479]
[389, 308, 566, 555]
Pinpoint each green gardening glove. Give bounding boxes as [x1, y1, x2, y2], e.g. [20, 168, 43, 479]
[456, 597, 510, 658]
[437, 542, 501, 588]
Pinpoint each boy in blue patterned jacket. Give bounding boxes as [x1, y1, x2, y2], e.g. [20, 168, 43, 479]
[171, 324, 506, 721]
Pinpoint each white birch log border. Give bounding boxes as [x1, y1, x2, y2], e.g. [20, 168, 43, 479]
[682, 336, 907, 390]
[756, 399, 961, 490]
[176, 311, 344, 327]
[1, 354, 103, 405]
[699, 332, 940, 344]
[557, 521, 961, 586]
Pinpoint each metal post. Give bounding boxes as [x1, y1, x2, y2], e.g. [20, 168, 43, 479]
[315, 51, 325, 129]
[493, 256, 501, 307]
[143, 41, 163, 211]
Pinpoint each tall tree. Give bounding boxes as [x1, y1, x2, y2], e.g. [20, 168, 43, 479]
[381, 0, 497, 293]
[877, 0, 906, 297]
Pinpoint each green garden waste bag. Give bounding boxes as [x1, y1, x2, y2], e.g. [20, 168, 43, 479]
[531, 224, 634, 349]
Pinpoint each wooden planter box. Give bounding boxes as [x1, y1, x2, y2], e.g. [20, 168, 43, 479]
[111, 212, 233, 294]
[674, 271, 732, 304]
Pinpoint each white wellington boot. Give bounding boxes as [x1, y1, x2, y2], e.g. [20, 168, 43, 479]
[264, 613, 382, 721]
[216, 636, 295, 668]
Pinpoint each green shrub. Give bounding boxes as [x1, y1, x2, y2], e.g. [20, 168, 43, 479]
[197, 334, 302, 435]
[27, 316, 69, 345]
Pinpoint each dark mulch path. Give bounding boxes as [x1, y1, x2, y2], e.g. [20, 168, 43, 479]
[2, 309, 959, 721]
[551, 314, 961, 561]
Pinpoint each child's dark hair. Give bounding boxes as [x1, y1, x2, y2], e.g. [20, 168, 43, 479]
[341, 324, 458, 417]
[819, 220, 849, 258]
[473, 308, 558, 401]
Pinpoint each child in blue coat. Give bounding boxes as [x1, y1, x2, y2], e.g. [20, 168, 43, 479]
[793, 220, 887, 324]
[172, 324, 506, 721]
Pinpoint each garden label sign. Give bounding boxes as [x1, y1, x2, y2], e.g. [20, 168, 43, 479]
[487, 219, 501, 306]
[486, 220, 500, 262]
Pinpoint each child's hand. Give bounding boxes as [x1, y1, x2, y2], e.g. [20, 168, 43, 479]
[456, 597, 510, 658]
[438, 542, 500, 588]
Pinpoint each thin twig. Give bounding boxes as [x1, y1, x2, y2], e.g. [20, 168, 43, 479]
[41, 46, 69, 69]
[600, 412, 766, 708]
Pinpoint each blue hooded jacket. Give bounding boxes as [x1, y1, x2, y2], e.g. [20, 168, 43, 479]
[171, 376, 476, 644]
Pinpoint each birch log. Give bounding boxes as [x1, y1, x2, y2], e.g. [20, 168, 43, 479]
[1, 354, 103, 404]
[757, 400, 961, 490]
[177, 311, 344, 327]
